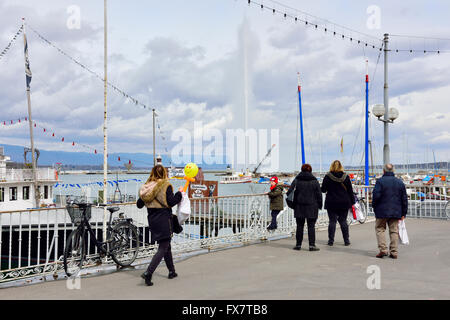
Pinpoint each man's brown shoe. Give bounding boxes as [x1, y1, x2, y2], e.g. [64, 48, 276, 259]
[389, 253, 398, 259]
[376, 252, 388, 258]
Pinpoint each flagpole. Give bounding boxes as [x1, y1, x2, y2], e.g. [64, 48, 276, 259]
[365, 60, 369, 186]
[22, 18, 39, 208]
[102, 0, 108, 241]
[297, 73, 305, 165]
[153, 109, 156, 167]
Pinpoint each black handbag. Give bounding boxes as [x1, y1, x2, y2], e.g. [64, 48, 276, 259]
[286, 180, 296, 209]
[172, 214, 183, 234]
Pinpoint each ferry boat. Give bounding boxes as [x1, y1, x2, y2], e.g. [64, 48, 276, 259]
[0, 147, 58, 211]
[220, 172, 252, 184]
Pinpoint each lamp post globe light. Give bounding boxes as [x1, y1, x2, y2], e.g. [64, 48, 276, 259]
[372, 104, 385, 118]
[372, 104, 400, 165]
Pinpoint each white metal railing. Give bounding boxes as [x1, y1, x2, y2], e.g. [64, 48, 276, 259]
[0, 168, 56, 182]
[0, 186, 448, 284]
[354, 184, 450, 219]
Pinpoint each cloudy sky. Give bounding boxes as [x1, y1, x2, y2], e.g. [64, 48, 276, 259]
[0, 0, 449, 172]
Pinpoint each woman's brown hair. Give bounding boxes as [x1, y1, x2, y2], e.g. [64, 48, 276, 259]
[301, 163, 312, 172]
[146, 165, 168, 183]
[329, 160, 344, 173]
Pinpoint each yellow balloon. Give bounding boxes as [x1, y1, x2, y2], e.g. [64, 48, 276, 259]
[184, 163, 199, 178]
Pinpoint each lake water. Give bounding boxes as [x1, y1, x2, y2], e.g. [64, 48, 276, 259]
[54, 172, 276, 202]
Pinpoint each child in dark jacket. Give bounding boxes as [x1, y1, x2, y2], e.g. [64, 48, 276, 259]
[267, 176, 284, 230]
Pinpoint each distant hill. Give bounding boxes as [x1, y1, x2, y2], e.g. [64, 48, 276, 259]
[0, 144, 228, 170]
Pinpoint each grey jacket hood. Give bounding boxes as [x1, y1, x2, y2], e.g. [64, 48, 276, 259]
[326, 171, 348, 183]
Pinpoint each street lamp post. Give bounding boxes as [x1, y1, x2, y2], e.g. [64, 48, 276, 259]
[372, 33, 400, 167]
[372, 103, 399, 165]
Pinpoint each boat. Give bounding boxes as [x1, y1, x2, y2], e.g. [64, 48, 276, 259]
[168, 166, 185, 179]
[0, 147, 58, 211]
[220, 172, 252, 184]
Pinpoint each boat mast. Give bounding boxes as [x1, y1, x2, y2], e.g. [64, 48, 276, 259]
[22, 18, 39, 208]
[364, 59, 369, 186]
[102, 0, 108, 240]
[153, 109, 156, 166]
[319, 131, 322, 175]
[297, 72, 305, 165]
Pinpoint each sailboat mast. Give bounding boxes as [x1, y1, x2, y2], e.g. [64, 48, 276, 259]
[297, 72, 305, 165]
[103, 0, 108, 240]
[22, 18, 39, 208]
[364, 60, 369, 186]
[153, 109, 156, 166]
[319, 131, 322, 175]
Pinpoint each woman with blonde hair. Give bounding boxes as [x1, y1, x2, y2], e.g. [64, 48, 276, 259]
[136, 165, 183, 286]
[321, 160, 355, 246]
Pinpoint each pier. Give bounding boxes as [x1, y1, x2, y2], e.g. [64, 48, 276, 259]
[0, 218, 449, 300]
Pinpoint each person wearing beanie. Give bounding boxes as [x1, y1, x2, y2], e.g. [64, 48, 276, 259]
[267, 176, 284, 231]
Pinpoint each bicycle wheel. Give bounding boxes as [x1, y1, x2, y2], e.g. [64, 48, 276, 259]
[109, 221, 140, 267]
[358, 200, 368, 224]
[63, 229, 85, 277]
[445, 201, 450, 219]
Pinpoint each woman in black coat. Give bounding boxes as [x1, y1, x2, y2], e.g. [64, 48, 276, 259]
[287, 164, 322, 251]
[137, 165, 182, 286]
[321, 160, 355, 246]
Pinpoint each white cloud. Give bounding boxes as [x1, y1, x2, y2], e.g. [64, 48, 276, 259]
[1, 0, 449, 171]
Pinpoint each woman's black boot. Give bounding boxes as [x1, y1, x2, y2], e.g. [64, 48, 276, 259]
[141, 271, 153, 286]
[168, 271, 178, 279]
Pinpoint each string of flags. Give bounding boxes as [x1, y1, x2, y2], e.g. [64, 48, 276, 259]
[0, 116, 155, 166]
[243, 0, 450, 54]
[1, 117, 28, 126]
[245, 0, 383, 50]
[26, 24, 170, 164]
[155, 116, 169, 154]
[28, 24, 155, 110]
[54, 178, 143, 189]
[0, 25, 23, 61]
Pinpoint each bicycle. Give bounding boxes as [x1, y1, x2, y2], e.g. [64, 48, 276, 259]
[444, 198, 450, 219]
[347, 192, 368, 225]
[63, 200, 140, 277]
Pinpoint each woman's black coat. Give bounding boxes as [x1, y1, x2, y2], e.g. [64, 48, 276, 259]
[321, 171, 355, 211]
[287, 171, 322, 219]
[136, 185, 182, 242]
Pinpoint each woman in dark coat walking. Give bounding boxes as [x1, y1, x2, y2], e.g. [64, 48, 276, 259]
[287, 164, 322, 251]
[136, 165, 183, 286]
[321, 160, 355, 246]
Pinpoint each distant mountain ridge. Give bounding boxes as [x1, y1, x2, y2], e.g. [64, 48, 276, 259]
[0, 144, 228, 170]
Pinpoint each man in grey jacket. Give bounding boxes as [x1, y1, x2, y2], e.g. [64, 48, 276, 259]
[372, 164, 408, 259]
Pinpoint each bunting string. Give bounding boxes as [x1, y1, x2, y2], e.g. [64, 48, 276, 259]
[31, 120, 154, 166]
[54, 178, 142, 189]
[245, 0, 383, 50]
[242, 0, 450, 54]
[0, 25, 23, 62]
[28, 24, 155, 110]
[1, 116, 155, 167]
[0, 117, 28, 126]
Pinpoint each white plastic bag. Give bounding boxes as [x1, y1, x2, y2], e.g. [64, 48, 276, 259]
[354, 202, 364, 221]
[398, 219, 409, 245]
[176, 192, 191, 224]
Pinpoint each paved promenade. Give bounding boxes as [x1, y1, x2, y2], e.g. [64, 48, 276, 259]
[1, 218, 449, 300]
